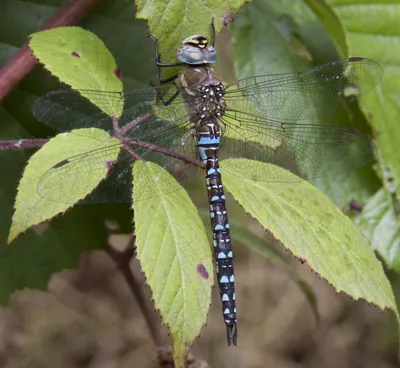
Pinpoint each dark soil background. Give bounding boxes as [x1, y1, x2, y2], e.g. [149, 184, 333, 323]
[0, 215, 397, 368]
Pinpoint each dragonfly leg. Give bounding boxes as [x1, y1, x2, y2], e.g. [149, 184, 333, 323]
[160, 74, 178, 84]
[159, 87, 180, 106]
[211, 17, 216, 47]
[153, 82, 180, 106]
[151, 74, 178, 87]
[149, 34, 185, 83]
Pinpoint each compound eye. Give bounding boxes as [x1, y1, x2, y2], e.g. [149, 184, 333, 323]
[177, 35, 216, 65]
[184, 35, 209, 48]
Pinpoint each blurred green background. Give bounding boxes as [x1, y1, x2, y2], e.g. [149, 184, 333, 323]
[0, 0, 399, 367]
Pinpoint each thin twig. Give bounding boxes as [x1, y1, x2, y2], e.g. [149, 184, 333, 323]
[0, 0, 104, 102]
[122, 145, 142, 161]
[105, 244, 164, 348]
[112, 116, 120, 134]
[0, 139, 47, 151]
[122, 139, 204, 168]
[117, 110, 156, 137]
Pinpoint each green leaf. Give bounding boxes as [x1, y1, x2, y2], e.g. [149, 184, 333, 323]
[225, 215, 320, 322]
[230, 0, 379, 208]
[199, 208, 320, 322]
[320, 1, 400, 197]
[354, 188, 400, 271]
[230, 0, 345, 77]
[0, 105, 127, 306]
[305, 0, 348, 57]
[136, 0, 250, 79]
[133, 161, 213, 368]
[198, 208, 286, 265]
[228, 218, 286, 266]
[314, 0, 400, 282]
[311, 165, 381, 209]
[8, 128, 120, 243]
[221, 159, 399, 320]
[29, 27, 123, 117]
[231, 0, 311, 78]
[268, 0, 343, 64]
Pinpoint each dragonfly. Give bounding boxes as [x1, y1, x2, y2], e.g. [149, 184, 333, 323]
[32, 30, 383, 346]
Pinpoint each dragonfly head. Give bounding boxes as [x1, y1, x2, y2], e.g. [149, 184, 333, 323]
[177, 35, 217, 65]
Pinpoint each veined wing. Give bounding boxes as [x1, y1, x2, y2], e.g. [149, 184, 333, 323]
[36, 122, 201, 204]
[224, 58, 383, 122]
[32, 85, 190, 133]
[33, 87, 202, 204]
[219, 109, 375, 182]
[36, 131, 125, 204]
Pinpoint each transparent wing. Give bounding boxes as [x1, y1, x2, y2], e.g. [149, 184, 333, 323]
[219, 57, 379, 181]
[33, 57, 382, 201]
[34, 87, 201, 204]
[123, 115, 201, 202]
[36, 136, 125, 204]
[224, 58, 383, 121]
[219, 110, 375, 182]
[36, 122, 201, 204]
[32, 85, 189, 132]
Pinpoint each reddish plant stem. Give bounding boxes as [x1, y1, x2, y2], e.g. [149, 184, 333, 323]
[122, 139, 204, 168]
[112, 116, 120, 134]
[105, 245, 164, 348]
[117, 110, 156, 137]
[122, 145, 142, 161]
[0, 139, 47, 151]
[0, 0, 104, 102]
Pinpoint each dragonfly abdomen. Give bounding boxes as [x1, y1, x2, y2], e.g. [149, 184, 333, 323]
[196, 121, 237, 346]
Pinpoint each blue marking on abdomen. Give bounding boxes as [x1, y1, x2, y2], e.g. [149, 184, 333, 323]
[198, 136, 220, 145]
[198, 146, 207, 161]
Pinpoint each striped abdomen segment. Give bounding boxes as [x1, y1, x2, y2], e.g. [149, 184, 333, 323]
[196, 121, 237, 346]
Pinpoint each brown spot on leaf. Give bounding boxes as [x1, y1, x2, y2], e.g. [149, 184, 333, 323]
[114, 68, 121, 80]
[71, 51, 80, 58]
[197, 264, 209, 279]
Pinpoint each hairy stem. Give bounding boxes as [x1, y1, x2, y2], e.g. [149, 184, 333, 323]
[117, 111, 156, 137]
[0, 0, 104, 101]
[122, 139, 204, 168]
[0, 139, 47, 151]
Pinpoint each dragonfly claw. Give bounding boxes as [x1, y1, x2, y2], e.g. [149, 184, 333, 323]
[226, 323, 238, 346]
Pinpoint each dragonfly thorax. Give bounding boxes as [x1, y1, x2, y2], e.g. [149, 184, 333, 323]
[179, 66, 226, 122]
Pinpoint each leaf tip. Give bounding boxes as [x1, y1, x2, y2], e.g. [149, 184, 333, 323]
[7, 222, 25, 245]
